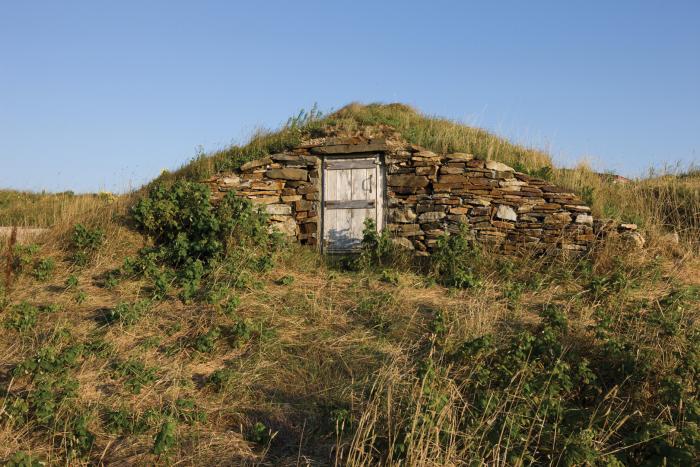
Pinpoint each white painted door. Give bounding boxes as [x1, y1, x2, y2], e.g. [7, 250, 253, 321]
[322, 156, 384, 252]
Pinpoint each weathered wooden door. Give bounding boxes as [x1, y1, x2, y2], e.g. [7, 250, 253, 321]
[322, 156, 384, 252]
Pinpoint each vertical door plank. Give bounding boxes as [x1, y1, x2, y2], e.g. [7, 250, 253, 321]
[323, 157, 382, 252]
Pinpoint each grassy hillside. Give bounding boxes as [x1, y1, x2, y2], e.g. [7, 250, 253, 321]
[1, 104, 699, 465]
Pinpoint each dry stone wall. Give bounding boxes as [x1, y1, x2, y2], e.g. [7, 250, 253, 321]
[206, 134, 595, 256]
[384, 145, 593, 255]
[204, 149, 322, 246]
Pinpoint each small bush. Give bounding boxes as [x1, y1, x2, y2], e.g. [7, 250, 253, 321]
[276, 275, 294, 286]
[380, 269, 400, 285]
[131, 181, 269, 267]
[4, 301, 40, 332]
[62, 413, 96, 459]
[220, 296, 241, 318]
[32, 258, 54, 281]
[11, 244, 39, 274]
[207, 367, 236, 392]
[104, 300, 150, 326]
[64, 274, 78, 289]
[6, 451, 43, 467]
[104, 407, 151, 435]
[430, 225, 482, 288]
[248, 421, 274, 446]
[13, 342, 84, 377]
[230, 317, 254, 346]
[153, 418, 177, 456]
[70, 224, 104, 265]
[113, 359, 158, 394]
[358, 218, 393, 269]
[74, 290, 87, 304]
[191, 327, 221, 353]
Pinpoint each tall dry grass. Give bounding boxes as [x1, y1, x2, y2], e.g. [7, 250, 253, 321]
[553, 164, 700, 247]
[0, 190, 119, 228]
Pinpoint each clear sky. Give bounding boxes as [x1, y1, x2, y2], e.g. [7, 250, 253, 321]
[1, 1, 698, 193]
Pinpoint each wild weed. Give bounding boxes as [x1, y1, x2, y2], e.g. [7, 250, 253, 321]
[70, 223, 104, 266]
[112, 359, 158, 394]
[152, 418, 177, 456]
[206, 367, 236, 392]
[4, 301, 40, 332]
[191, 326, 221, 353]
[430, 225, 482, 288]
[104, 300, 150, 326]
[32, 257, 54, 281]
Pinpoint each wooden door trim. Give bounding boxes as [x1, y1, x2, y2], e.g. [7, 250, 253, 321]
[323, 159, 377, 170]
[324, 200, 376, 209]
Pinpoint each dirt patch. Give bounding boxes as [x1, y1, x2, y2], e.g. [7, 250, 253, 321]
[0, 226, 49, 243]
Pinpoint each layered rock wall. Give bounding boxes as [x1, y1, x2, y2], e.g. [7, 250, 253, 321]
[204, 150, 322, 246]
[206, 134, 594, 255]
[384, 146, 593, 255]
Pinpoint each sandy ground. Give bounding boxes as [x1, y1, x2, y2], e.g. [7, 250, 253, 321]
[0, 226, 49, 243]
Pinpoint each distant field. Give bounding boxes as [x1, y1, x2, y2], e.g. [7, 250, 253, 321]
[0, 190, 119, 228]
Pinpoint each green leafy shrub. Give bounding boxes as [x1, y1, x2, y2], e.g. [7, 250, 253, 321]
[6, 451, 43, 467]
[13, 343, 84, 378]
[74, 290, 87, 304]
[70, 224, 104, 265]
[178, 259, 205, 303]
[220, 296, 241, 318]
[230, 316, 254, 347]
[104, 300, 150, 326]
[358, 218, 393, 269]
[104, 406, 151, 435]
[29, 375, 80, 424]
[207, 367, 236, 392]
[249, 421, 273, 446]
[380, 269, 400, 285]
[113, 359, 158, 394]
[430, 225, 482, 288]
[191, 326, 221, 353]
[276, 275, 294, 286]
[32, 258, 54, 281]
[153, 418, 177, 456]
[445, 295, 700, 465]
[502, 280, 526, 308]
[62, 413, 95, 459]
[64, 274, 78, 289]
[4, 301, 40, 332]
[131, 181, 269, 267]
[11, 244, 39, 274]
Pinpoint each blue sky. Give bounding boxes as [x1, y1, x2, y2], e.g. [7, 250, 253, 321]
[1, 1, 698, 193]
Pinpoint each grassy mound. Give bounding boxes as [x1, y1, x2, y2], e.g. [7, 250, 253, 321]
[157, 102, 700, 246]
[1, 103, 699, 465]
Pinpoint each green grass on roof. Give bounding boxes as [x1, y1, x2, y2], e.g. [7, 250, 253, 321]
[155, 102, 554, 186]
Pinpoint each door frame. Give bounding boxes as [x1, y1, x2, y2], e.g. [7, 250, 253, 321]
[320, 153, 386, 254]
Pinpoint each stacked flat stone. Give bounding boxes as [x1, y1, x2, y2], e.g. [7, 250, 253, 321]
[205, 131, 595, 256]
[204, 150, 321, 246]
[385, 146, 593, 255]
